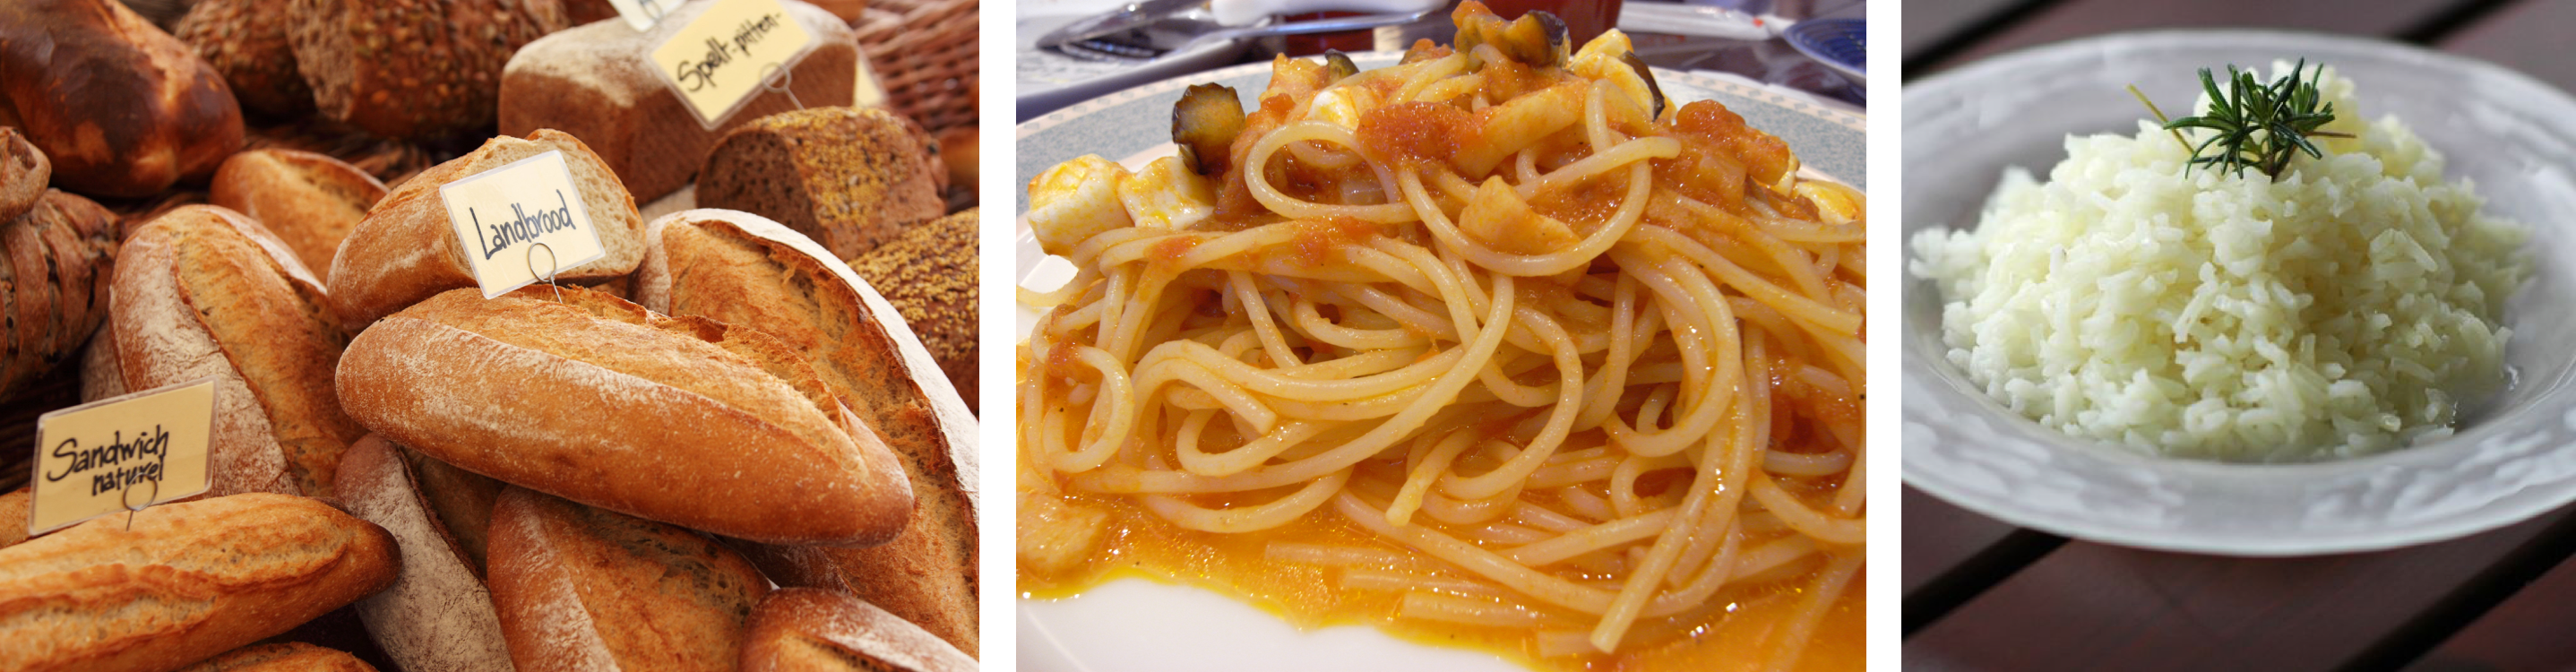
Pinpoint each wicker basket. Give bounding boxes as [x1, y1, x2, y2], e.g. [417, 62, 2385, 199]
[854, 0, 978, 134]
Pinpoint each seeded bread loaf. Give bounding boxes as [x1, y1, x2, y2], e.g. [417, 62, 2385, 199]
[695, 107, 946, 260]
[177, 643, 378, 672]
[105, 204, 359, 498]
[337, 435, 513, 672]
[848, 207, 976, 414]
[741, 588, 977, 672]
[335, 284, 914, 547]
[211, 149, 387, 280]
[487, 487, 770, 672]
[171, 0, 311, 117]
[3, 187, 120, 401]
[0, 0, 245, 197]
[0, 493, 400, 672]
[326, 130, 643, 330]
[286, 0, 569, 140]
[638, 209, 977, 651]
[499, 0, 859, 204]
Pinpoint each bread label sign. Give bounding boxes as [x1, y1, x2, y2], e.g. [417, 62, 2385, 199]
[650, 0, 817, 128]
[602, 0, 672, 31]
[438, 150, 610, 297]
[28, 377, 217, 536]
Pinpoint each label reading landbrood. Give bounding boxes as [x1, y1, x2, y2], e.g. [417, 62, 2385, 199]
[28, 377, 217, 536]
[650, 0, 817, 128]
[438, 150, 609, 298]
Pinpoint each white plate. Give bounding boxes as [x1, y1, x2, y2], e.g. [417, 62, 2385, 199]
[1902, 31, 2576, 556]
[1016, 52, 1865, 671]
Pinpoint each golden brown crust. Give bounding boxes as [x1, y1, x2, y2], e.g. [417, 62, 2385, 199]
[0, 487, 27, 549]
[284, 0, 567, 140]
[741, 588, 977, 672]
[0, 0, 245, 197]
[210, 149, 387, 280]
[335, 285, 913, 546]
[696, 107, 946, 260]
[488, 487, 770, 672]
[326, 129, 644, 330]
[176, 642, 378, 672]
[170, 0, 311, 118]
[0, 127, 48, 222]
[0, 493, 401, 672]
[337, 435, 512, 672]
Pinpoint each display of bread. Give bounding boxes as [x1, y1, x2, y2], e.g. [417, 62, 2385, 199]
[696, 107, 947, 260]
[0, 493, 399, 672]
[336, 284, 916, 546]
[171, 0, 311, 118]
[637, 208, 978, 651]
[175, 643, 378, 672]
[0, 185, 119, 401]
[487, 487, 771, 672]
[210, 149, 388, 280]
[328, 130, 645, 329]
[848, 207, 977, 415]
[741, 588, 977, 672]
[101, 205, 360, 498]
[284, 0, 569, 140]
[0, 0, 245, 197]
[499, 0, 860, 204]
[336, 435, 512, 672]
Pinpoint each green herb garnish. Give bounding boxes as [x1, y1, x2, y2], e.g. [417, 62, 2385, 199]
[2138, 59, 2354, 178]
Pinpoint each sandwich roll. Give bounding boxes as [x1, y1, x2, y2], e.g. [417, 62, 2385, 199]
[487, 487, 769, 672]
[334, 285, 912, 547]
[336, 435, 513, 672]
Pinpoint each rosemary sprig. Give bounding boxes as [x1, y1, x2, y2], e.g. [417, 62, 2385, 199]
[2147, 59, 2355, 178]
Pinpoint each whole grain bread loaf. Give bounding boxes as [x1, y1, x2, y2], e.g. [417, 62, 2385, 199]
[2, 188, 119, 401]
[848, 207, 975, 414]
[171, 0, 311, 117]
[487, 487, 770, 672]
[0, 493, 400, 672]
[499, 0, 859, 204]
[741, 588, 977, 672]
[0, 0, 245, 197]
[337, 435, 513, 672]
[695, 107, 946, 260]
[286, 0, 569, 140]
[177, 643, 378, 672]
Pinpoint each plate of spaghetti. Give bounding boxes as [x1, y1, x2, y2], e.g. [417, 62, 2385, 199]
[1016, 4, 1867, 670]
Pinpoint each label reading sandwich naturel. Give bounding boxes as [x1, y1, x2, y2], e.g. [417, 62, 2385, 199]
[602, 0, 673, 32]
[650, 0, 817, 128]
[28, 377, 217, 536]
[437, 150, 608, 298]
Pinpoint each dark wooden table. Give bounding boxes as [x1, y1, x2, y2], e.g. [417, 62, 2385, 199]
[1904, 1, 2576, 670]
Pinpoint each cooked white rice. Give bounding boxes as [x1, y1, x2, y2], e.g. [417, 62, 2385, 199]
[1908, 63, 2529, 461]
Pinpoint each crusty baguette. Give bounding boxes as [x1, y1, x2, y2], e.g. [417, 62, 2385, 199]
[488, 487, 770, 672]
[336, 435, 513, 672]
[498, 0, 859, 204]
[0, 127, 46, 222]
[210, 149, 387, 280]
[847, 207, 976, 414]
[638, 209, 977, 651]
[0, 493, 401, 672]
[326, 129, 644, 330]
[406, 444, 503, 576]
[0, 0, 244, 197]
[177, 643, 377, 672]
[4, 188, 120, 400]
[694, 107, 946, 260]
[335, 285, 913, 547]
[741, 588, 976, 672]
[108, 204, 360, 499]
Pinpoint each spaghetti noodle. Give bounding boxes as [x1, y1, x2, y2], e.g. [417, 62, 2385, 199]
[1021, 4, 1865, 669]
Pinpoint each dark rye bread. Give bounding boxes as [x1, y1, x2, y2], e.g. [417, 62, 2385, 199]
[741, 589, 977, 672]
[2, 188, 119, 401]
[177, 643, 378, 672]
[287, 0, 569, 140]
[211, 149, 387, 280]
[0, 127, 46, 221]
[848, 207, 975, 414]
[337, 435, 511, 672]
[696, 107, 947, 260]
[108, 205, 360, 498]
[637, 210, 977, 653]
[488, 487, 770, 672]
[0, 0, 245, 197]
[172, 0, 311, 117]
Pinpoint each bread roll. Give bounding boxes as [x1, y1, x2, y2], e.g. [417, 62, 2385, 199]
[335, 284, 913, 547]
[695, 107, 946, 260]
[177, 643, 377, 672]
[336, 435, 513, 672]
[0, 127, 47, 222]
[0, 493, 400, 672]
[741, 588, 976, 672]
[0, 0, 245, 197]
[326, 130, 644, 329]
[499, 0, 859, 204]
[3, 188, 119, 400]
[847, 207, 976, 414]
[286, 0, 567, 140]
[487, 487, 769, 672]
[638, 209, 976, 651]
[171, 0, 311, 117]
[210, 149, 387, 280]
[107, 205, 359, 498]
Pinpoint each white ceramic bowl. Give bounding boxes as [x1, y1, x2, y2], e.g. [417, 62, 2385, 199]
[1903, 30, 2576, 556]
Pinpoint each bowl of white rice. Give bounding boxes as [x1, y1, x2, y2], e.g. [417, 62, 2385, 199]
[1902, 31, 2576, 555]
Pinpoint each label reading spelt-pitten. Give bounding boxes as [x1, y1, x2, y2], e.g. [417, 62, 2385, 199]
[438, 150, 608, 298]
[601, 0, 673, 31]
[28, 377, 217, 536]
[650, 0, 817, 128]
